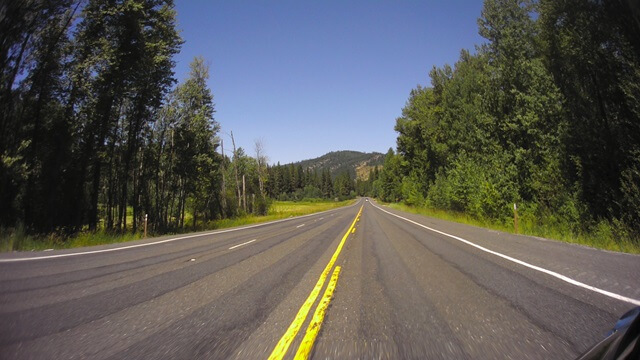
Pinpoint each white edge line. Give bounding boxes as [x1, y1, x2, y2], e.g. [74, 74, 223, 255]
[0, 200, 363, 263]
[369, 201, 640, 306]
[229, 239, 256, 250]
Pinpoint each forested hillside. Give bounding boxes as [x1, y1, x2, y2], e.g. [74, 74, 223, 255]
[373, 0, 640, 246]
[263, 151, 382, 201]
[294, 151, 383, 179]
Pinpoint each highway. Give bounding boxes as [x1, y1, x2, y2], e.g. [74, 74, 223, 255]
[1, 199, 639, 359]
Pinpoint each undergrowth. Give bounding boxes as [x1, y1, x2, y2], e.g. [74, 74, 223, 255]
[0, 199, 355, 252]
[384, 202, 640, 254]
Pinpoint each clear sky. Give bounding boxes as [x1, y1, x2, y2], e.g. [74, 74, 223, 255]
[172, 1, 486, 165]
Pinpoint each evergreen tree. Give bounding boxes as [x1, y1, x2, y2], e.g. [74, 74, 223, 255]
[540, 0, 640, 227]
[172, 57, 219, 227]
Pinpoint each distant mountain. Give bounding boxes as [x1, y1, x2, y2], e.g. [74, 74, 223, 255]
[292, 150, 384, 180]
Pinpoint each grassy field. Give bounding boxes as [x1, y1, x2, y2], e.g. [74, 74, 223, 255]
[383, 202, 640, 254]
[0, 199, 355, 252]
[201, 200, 355, 231]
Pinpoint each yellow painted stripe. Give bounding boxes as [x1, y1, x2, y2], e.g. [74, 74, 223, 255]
[294, 266, 342, 360]
[268, 206, 362, 360]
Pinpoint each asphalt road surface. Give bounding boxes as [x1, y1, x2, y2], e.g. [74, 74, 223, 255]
[1, 199, 639, 359]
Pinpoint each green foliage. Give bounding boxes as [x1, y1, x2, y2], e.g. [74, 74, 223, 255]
[0, 1, 273, 247]
[376, 149, 403, 202]
[1, 200, 354, 251]
[333, 171, 355, 199]
[540, 0, 640, 227]
[155, 56, 220, 229]
[302, 185, 323, 199]
[385, 0, 640, 251]
[265, 161, 357, 201]
[253, 194, 270, 216]
[400, 173, 424, 207]
[294, 150, 383, 179]
[426, 152, 518, 221]
[0, 0, 185, 234]
[384, 203, 640, 254]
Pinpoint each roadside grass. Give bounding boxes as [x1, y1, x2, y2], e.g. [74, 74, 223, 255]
[0, 226, 144, 253]
[382, 202, 640, 254]
[269, 200, 354, 217]
[0, 199, 355, 252]
[204, 199, 355, 230]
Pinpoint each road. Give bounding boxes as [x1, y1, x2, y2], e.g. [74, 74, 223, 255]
[1, 199, 639, 359]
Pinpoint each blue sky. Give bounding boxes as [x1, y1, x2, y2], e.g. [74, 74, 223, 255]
[173, 1, 486, 164]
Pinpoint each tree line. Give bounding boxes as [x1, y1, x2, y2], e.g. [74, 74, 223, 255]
[265, 163, 357, 201]
[0, 0, 274, 236]
[374, 0, 640, 241]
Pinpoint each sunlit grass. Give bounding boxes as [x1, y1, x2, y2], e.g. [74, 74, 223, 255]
[0, 199, 355, 252]
[383, 202, 640, 254]
[202, 199, 355, 229]
[0, 226, 144, 252]
[269, 200, 354, 217]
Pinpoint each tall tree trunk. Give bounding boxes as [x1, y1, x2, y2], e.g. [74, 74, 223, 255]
[193, 210, 197, 230]
[1, 33, 32, 142]
[242, 174, 246, 212]
[231, 131, 241, 209]
[220, 139, 227, 217]
[180, 182, 186, 228]
[120, 181, 127, 232]
[89, 90, 117, 230]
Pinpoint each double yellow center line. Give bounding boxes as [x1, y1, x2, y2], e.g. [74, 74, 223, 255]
[268, 205, 363, 360]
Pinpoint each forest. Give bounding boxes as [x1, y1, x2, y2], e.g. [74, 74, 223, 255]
[372, 0, 640, 247]
[2, 0, 639, 250]
[264, 150, 383, 201]
[265, 163, 356, 201]
[0, 1, 243, 238]
[0, 0, 364, 242]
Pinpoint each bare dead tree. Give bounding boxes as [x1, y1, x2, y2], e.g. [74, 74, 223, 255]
[254, 138, 268, 197]
[219, 139, 227, 216]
